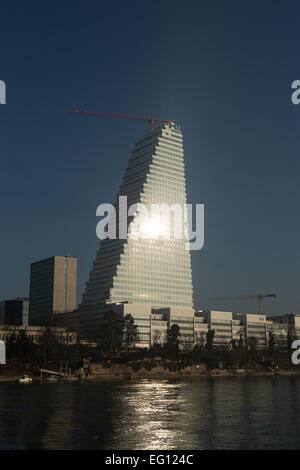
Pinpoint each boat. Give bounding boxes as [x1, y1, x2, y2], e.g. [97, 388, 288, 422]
[45, 375, 59, 382]
[18, 375, 33, 384]
[67, 376, 79, 382]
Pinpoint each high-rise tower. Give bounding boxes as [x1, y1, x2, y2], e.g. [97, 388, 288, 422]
[76, 123, 194, 339]
[29, 256, 77, 325]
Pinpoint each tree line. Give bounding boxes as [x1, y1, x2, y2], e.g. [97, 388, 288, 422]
[2, 313, 298, 371]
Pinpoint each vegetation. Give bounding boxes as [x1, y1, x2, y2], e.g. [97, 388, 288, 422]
[1, 316, 299, 377]
[101, 310, 124, 352]
[123, 314, 139, 351]
[163, 324, 180, 359]
[206, 329, 215, 351]
[6, 329, 37, 363]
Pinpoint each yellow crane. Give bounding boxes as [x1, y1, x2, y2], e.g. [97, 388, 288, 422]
[208, 293, 278, 315]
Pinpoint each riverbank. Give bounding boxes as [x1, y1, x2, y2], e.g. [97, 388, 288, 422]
[2, 371, 300, 383]
[85, 363, 300, 381]
[0, 375, 23, 383]
[2, 362, 300, 383]
[1, 370, 300, 383]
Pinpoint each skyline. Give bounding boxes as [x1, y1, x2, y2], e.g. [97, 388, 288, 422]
[1, 1, 300, 316]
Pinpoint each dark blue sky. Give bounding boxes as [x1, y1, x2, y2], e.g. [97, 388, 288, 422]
[1, 0, 300, 315]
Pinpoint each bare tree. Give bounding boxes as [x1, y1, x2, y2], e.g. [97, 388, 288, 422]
[123, 314, 139, 351]
[194, 331, 206, 349]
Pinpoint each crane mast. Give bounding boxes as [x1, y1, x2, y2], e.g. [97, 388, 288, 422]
[208, 293, 278, 315]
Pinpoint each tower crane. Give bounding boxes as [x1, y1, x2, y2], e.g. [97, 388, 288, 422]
[208, 293, 278, 315]
[69, 110, 176, 132]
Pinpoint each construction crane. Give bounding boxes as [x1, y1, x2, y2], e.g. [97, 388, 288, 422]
[69, 110, 176, 132]
[208, 293, 278, 315]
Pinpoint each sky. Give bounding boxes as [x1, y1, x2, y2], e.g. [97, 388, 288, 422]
[1, 0, 300, 316]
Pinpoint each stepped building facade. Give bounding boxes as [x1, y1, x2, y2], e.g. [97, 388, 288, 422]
[68, 123, 195, 344]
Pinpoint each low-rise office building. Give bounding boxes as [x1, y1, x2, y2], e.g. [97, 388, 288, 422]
[244, 313, 268, 347]
[112, 303, 195, 349]
[267, 314, 300, 348]
[197, 311, 300, 349]
[200, 311, 235, 346]
[112, 305, 280, 349]
[55, 302, 300, 350]
[0, 325, 77, 345]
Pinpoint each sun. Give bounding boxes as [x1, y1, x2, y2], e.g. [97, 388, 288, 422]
[141, 217, 162, 239]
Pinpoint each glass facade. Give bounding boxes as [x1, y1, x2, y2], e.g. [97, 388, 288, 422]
[22, 300, 29, 326]
[0, 299, 29, 326]
[29, 256, 77, 325]
[80, 123, 194, 316]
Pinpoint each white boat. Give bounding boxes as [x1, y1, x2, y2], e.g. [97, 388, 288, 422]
[19, 375, 33, 384]
[67, 376, 79, 382]
[45, 375, 59, 382]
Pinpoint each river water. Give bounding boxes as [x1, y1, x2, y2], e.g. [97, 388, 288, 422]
[0, 376, 300, 450]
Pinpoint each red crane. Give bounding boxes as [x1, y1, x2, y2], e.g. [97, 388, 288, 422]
[69, 110, 176, 132]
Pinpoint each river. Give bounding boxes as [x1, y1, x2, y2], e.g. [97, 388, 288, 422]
[0, 376, 300, 450]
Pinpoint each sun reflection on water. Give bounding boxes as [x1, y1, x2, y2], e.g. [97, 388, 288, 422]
[112, 380, 198, 450]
